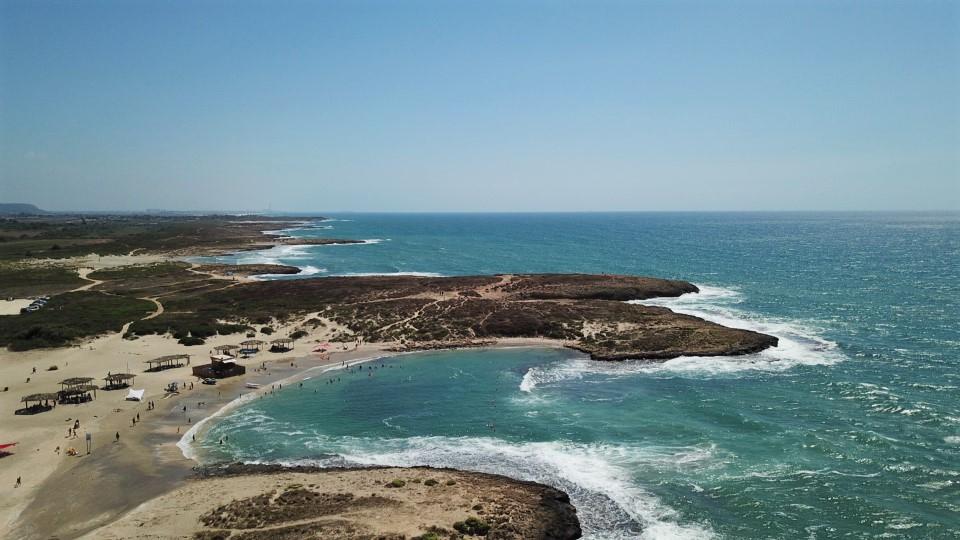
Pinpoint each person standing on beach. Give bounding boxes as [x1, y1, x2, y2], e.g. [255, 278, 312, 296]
[115, 432, 119, 442]
[15, 476, 21, 488]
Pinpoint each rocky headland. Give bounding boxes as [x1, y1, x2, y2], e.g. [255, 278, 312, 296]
[82, 465, 583, 540]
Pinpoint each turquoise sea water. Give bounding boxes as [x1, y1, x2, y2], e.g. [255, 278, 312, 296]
[190, 213, 960, 539]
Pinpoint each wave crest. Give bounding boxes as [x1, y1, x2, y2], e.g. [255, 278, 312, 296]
[255, 436, 718, 540]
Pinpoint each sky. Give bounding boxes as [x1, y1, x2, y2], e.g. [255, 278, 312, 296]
[1, 0, 958, 212]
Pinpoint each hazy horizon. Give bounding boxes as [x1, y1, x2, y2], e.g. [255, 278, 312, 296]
[2, 1, 958, 212]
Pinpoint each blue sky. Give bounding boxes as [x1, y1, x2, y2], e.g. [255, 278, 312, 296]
[1, 0, 957, 212]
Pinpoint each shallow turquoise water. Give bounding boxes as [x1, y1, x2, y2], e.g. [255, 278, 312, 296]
[192, 212, 960, 539]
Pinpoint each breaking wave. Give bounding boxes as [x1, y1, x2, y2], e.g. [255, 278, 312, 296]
[249, 265, 326, 281]
[624, 284, 845, 376]
[231, 434, 717, 540]
[521, 284, 844, 391]
[333, 271, 444, 277]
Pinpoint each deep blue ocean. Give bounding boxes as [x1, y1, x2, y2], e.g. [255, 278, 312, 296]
[189, 212, 960, 539]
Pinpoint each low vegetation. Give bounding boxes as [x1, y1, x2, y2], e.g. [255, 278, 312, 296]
[0, 214, 330, 261]
[0, 265, 85, 297]
[453, 517, 491, 536]
[0, 292, 154, 350]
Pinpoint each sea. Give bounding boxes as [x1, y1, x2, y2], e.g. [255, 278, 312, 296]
[185, 212, 960, 539]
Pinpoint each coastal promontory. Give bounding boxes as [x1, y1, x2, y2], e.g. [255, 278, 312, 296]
[82, 466, 583, 540]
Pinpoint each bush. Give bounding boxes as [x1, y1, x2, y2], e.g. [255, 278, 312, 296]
[289, 329, 308, 340]
[178, 336, 205, 346]
[453, 517, 490, 536]
[260, 326, 274, 335]
[47, 365, 58, 371]
[424, 479, 438, 487]
[387, 479, 406, 488]
[216, 323, 251, 335]
[445, 479, 457, 486]
[414, 533, 441, 540]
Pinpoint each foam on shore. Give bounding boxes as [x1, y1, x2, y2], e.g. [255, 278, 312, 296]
[332, 271, 444, 278]
[224, 435, 717, 540]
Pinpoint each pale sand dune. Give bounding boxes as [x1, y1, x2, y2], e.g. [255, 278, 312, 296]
[0, 299, 32, 315]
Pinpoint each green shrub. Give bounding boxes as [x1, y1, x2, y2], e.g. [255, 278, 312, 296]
[453, 517, 490, 536]
[445, 479, 457, 486]
[178, 336, 205, 346]
[216, 323, 251, 335]
[387, 479, 406, 488]
[289, 329, 308, 340]
[424, 479, 438, 487]
[260, 326, 274, 335]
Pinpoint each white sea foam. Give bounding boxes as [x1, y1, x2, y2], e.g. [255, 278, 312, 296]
[249, 265, 326, 281]
[333, 271, 444, 278]
[520, 285, 844, 390]
[624, 284, 845, 376]
[176, 391, 262, 460]
[945, 436, 960, 445]
[294, 436, 717, 540]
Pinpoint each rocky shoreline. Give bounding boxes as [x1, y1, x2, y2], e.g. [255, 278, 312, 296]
[84, 464, 583, 540]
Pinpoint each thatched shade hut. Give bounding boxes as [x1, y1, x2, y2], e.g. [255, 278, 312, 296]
[103, 373, 136, 390]
[60, 377, 94, 391]
[145, 354, 190, 372]
[58, 379, 97, 403]
[270, 338, 293, 352]
[213, 344, 240, 354]
[19, 392, 59, 413]
[240, 339, 266, 352]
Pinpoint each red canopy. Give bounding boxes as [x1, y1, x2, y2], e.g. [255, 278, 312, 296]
[0, 443, 17, 450]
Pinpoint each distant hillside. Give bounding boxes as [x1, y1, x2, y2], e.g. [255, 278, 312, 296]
[0, 203, 50, 215]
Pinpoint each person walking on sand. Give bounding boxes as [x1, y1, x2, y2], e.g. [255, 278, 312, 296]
[15, 476, 21, 488]
[115, 432, 120, 442]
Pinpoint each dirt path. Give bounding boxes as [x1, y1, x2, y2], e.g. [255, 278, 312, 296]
[140, 298, 164, 320]
[478, 273, 516, 299]
[71, 267, 104, 292]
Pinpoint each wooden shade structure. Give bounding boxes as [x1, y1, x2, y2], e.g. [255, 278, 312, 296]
[19, 392, 59, 409]
[145, 354, 189, 372]
[103, 372, 136, 390]
[17, 392, 59, 414]
[60, 377, 94, 391]
[270, 338, 293, 352]
[240, 339, 266, 351]
[192, 356, 245, 379]
[58, 378, 97, 403]
[213, 344, 240, 354]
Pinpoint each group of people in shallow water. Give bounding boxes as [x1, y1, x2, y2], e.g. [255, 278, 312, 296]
[257, 359, 406, 400]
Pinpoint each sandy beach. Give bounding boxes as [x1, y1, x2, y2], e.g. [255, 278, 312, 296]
[0, 302, 382, 538]
[0, 297, 562, 540]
